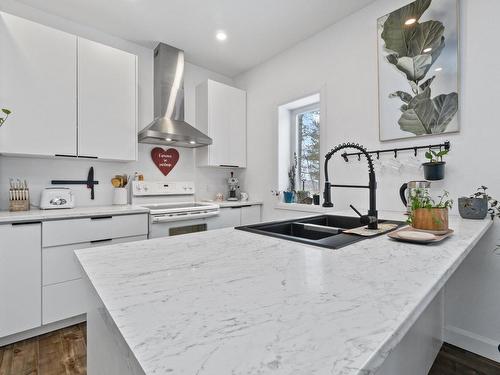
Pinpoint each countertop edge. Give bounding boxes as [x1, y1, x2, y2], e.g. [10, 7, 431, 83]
[360, 219, 494, 374]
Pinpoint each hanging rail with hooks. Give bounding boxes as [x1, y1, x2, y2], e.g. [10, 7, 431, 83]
[340, 141, 450, 162]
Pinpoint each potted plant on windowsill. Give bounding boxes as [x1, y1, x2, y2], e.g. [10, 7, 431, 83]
[284, 153, 297, 203]
[408, 189, 453, 231]
[423, 149, 448, 180]
[0, 108, 11, 128]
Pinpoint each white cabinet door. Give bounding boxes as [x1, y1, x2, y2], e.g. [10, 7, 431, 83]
[240, 205, 262, 225]
[0, 12, 77, 156]
[208, 207, 242, 230]
[0, 223, 41, 338]
[196, 80, 247, 167]
[78, 37, 137, 161]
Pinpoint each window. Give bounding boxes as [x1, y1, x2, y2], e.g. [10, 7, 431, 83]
[292, 104, 320, 194]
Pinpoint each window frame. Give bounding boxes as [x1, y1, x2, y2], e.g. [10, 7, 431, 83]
[290, 102, 320, 193]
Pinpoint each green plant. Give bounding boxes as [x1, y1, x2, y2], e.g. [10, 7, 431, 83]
[469, 186, 500, 220]
[424, 149, 449, 163]
[380, 0, 458, 135]
[407, 188, 453, 224]
[0, 108, 11, 127]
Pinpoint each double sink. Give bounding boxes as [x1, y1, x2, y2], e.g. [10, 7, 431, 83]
[236, 215, 404, 249]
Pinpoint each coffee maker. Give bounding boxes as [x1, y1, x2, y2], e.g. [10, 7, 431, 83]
[227, 172, 239, 201]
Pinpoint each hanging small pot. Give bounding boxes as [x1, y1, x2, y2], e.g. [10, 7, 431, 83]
[422, 161, 446, 181]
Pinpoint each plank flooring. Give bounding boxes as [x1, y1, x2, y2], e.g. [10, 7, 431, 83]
[429, 343, 500, 375]
[0, 324, 86, 375]
[0, 324, 499, 374]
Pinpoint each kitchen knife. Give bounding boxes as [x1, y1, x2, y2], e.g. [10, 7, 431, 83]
[88, 167, 95, 200]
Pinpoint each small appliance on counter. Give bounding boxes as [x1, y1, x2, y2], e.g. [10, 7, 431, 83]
[40, 187, 75, 209]
[9, 178, 30, 212]
[399, 181, 431, 214]
[227, 172, 240, 201]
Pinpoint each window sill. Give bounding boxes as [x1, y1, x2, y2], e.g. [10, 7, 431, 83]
[274, 202, 334, 214]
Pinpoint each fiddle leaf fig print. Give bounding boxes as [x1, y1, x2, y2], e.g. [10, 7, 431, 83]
[0, 108, 11, 128]
[380, 0, 458, 136]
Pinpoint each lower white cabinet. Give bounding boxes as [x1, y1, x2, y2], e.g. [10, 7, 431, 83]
[0, 222, 41, 338]
[209, 205, 262, 229]
[0, 213, 148, 340]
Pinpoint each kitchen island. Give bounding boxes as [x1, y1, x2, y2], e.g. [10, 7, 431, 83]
[75, 211, 492, 375]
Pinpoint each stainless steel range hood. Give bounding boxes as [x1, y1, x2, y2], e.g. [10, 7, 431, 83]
[138, 43, 212, 148]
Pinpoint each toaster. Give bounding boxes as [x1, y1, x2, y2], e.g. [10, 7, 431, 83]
[40, 188, 75, 209]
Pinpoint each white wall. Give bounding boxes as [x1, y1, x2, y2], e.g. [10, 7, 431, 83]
[0, 0, 240, 208]
[235, 0, 500, 361]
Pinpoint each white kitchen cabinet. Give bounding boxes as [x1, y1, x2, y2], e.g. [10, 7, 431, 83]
[0, 222, 41, 338]
[209, 205, 262, 230]
[78, 37, 137, 161]
[196, 80, 247, 168]
[240, 205, 262, 225]
[0, 12, 77, 157]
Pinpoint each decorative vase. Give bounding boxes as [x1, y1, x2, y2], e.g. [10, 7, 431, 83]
[458, 197, 488, 220]
[283, 191, 294, 203]
[411, 208, 449, 231]
[422, 162, 446, 181]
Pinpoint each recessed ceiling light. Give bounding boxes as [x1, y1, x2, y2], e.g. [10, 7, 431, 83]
[405, 18, 417, 25]
[423, 47, 432, 53]
[435, 67, 443, 72]
[216, 31, 227, 41]
[189, 140, 196, 144]
[165, 138, 172, 142]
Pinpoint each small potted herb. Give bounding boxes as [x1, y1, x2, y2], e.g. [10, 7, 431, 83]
[423, 149, 448, 180]
[0, 108, 11, 128]
[458, 186, 490, 220]
[459, 186, 500, 220]
[408, 189, 453, 231]
[284, 153, 297, 203]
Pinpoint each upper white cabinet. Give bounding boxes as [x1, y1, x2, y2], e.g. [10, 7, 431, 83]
[196, 80, 247, 168]
[78, 38, 137, 161]
[0, 222, 41, 338]
[0, 12, 138, 161]
[0, 12, 77, 156]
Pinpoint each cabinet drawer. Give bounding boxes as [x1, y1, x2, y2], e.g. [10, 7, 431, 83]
[43, 235, 147, 286]
[42, 214, 148, 247]
[42, 278, 89, 324]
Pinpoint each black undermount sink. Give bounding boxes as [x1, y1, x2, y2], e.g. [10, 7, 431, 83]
[236, 215, 405, 249]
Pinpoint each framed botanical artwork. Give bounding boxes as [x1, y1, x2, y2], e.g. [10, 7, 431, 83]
[377, 0, 459, 141]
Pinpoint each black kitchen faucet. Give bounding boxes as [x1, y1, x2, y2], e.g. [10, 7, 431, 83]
[322, 143, 378, 229]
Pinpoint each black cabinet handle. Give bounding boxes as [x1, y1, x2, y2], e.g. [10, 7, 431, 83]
[90, 216, 113, 220]
[78, 155, 98, 159]
[55, 154, 77, 158]
[11, 221, 41, 226]
[90, 238, 112, 244]
[219, 164, 239, 168]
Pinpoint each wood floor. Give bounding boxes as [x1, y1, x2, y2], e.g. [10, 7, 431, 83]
[1, 324, 499, 374]
[429, 343, 500, 375]
[0, 324, 86, 375]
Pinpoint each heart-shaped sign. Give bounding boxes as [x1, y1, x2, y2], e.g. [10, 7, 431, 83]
[151, 147, 179, 176]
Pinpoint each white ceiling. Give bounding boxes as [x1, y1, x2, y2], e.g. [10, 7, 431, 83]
[14, 0, 376, 77]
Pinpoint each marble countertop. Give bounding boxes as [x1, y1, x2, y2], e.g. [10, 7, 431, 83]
[0, 205, 149, 224]
[75, 211, 492, 375]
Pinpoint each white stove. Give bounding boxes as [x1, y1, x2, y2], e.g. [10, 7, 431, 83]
[131, 181, 219, 238]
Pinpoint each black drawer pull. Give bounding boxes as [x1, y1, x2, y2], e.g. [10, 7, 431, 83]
[90, 216, 113, 220]
[90, 238, 112, 244]
[11, 221, 41, 226]
[54, 154, 77, 158]
[78, 155, 98, 159]
[219, 164, 239, 168]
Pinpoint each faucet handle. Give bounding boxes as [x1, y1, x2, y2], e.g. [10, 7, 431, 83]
[350, 204, 378, 228]
[349, 204, 363, 217]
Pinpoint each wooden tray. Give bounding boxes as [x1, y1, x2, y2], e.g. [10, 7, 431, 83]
[387, 226, 454, 244]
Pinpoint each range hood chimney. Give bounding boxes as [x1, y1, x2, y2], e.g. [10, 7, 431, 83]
[138, 43, 212, 148]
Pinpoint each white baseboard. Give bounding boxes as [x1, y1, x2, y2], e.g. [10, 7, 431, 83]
[444, 325, 500, 362]
[0, 314, 86, 346]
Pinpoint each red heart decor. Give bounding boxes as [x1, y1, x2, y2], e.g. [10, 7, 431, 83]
[151, 147, 179, 176]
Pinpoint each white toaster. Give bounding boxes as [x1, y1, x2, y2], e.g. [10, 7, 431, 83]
[40, 188, 75, 209]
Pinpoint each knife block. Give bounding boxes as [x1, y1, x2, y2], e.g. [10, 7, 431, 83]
[9, 197, 30, 212]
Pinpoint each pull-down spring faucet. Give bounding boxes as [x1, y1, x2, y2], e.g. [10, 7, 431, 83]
[323, 143, 378, 229]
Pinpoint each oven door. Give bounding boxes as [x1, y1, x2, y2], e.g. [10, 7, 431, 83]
[148, 211, 219, 239]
